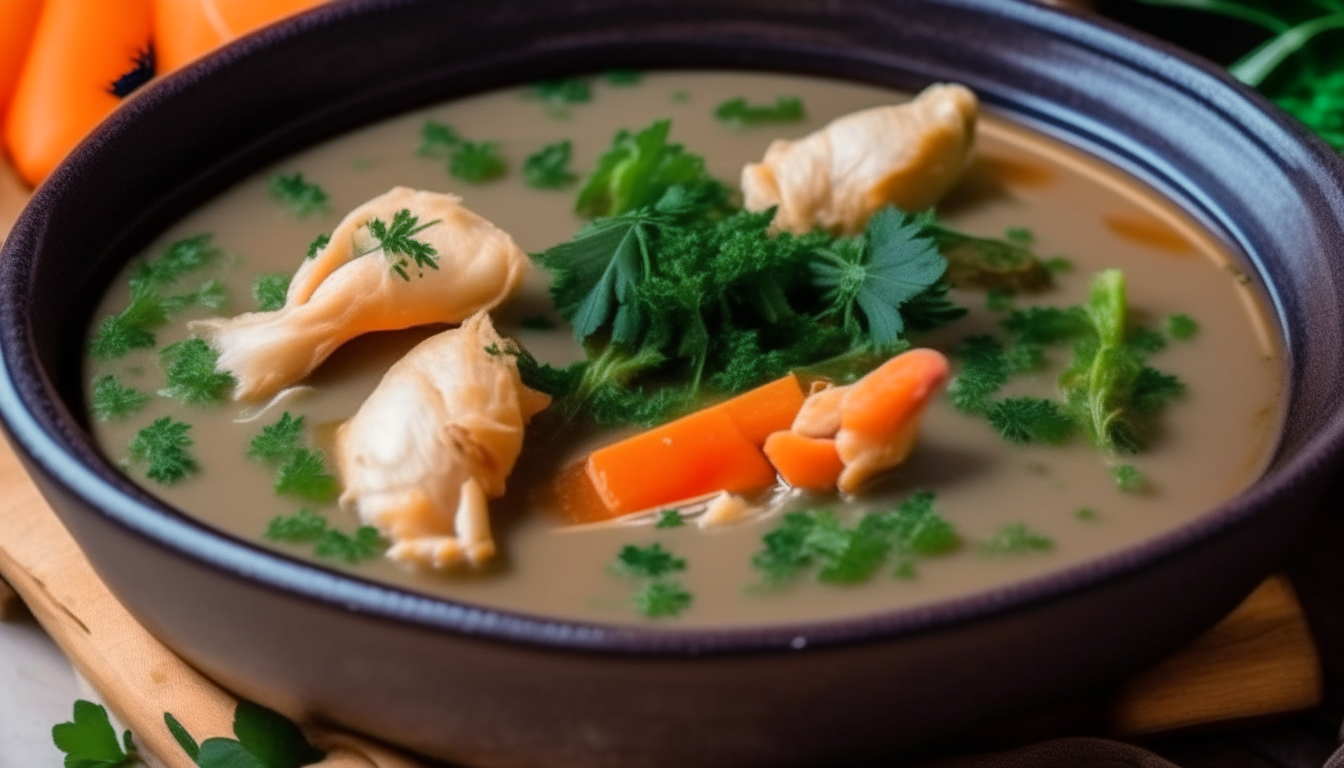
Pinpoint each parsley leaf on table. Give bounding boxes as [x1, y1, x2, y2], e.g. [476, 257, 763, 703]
[252, 273, 291, 312]
[266, 173, 329, 216]
[713, 96, 806, 127]
[91, 375, 150, 422]
[365, 208, 440, 281]
[811, 207, 949, 347]
[523, 140, 577, 189]
[159, 338, 236, 404]
[164, 700, 324, 768]
[129, 417, 197, 485]
[52, 700, 138, 768]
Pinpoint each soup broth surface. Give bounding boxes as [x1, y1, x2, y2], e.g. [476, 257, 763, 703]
[86, 72, 1283, 627]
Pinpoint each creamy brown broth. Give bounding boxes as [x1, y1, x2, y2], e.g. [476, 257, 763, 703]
[85, 72, 1284, 627]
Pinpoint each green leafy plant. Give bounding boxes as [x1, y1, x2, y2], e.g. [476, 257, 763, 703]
[713, 96, 806, 127]
[53, 700, 139, 768]
[164, 700, 324, 768]
[91, 375, 150, 421]
[129, 417, 197, 485]
[610, 541, 693, 617]
[90, 235, 224, 359]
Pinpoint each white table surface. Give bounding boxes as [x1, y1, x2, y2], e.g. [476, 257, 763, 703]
[0, 615, 83, 767]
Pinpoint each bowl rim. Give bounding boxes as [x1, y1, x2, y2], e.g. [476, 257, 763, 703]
[4, 0, 1344, 657]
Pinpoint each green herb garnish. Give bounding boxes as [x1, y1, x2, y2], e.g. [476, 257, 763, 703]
[306, 232, 331, 259]
[253, 273, 291, 312]
[1167, 313, 1199, 340]
[532, 78, 592, 107]
[449, 141, 506, 182]
[574, 119, 727, 218]
[158, 338, 235, 404]
[986, 288, 1014, 312]
[315, 526, 385, 564]
[164, 700, 324, 768]
[417, 120, 461, 156]
[275, 449, 339, 503]
[714, 96, 805, 127]
[978, 522, 1053, 555]
[264, 508, 328, 542]
[1076, 507, 1098, 521]
[985, 397, 1075, 445]
[89, 313, 158, 359]
[1111, 464, 1148, 493]
[605, 69, 642, 85]
[247, 412, 305, 465]
[1005, 226, 1035, 245]
[267, 172, 329, 216]
[365, 208, 440, 281]
[523, 140, 577, 189]
[654, 509, 685, 529]
[127, 234, 221, 293]
[91, 235, 224, 359]
[635, 580, 692, 618]
[91, 375, 149, 422]
[52, 700, 138, 768]
[129, 417, 197, 485]
[614, 542, 686, 577]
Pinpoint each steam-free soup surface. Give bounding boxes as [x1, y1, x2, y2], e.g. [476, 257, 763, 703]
[85, 72, 1283, 627]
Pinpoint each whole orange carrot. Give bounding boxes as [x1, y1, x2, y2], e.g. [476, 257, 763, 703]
[0, 0, 42, 131]
[155, 0, 328, 73]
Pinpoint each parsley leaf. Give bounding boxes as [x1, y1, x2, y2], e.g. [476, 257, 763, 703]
[928, 223, 1053, 292]
[1167, 313, 1199, 340]
[714, 96, 806, 127]
[266, 173, 329, 216]
[52, 700, 137, 768]
[417, 120, 461, 156]
[947, 335, 1009, 414]
[129, 417, 197, 485]
[247, 412, 306, 465]
[253, 273, 291, 312]
[165, 700, 324, 768]
[264, 508, 328, 542]
[89, 313, 158, 359]
[127, 234, 221, 293]
[654, 509, 685, 528]
[985, 397, 1075, 445]
[275, 449, 338, 503]
[365, 208, 440, 281]
[91, 375, 150, 422]
[986, 288, 1014, 312]
[532, 78, 592, 107]
[811, 207, 948, 346]
[449, 141, 506, 183]
[523, 140, 577, 189]
[614, 542, 686, 577]
[1076, 507, 1098, 521]
[1002, 306, 1090, 345]
[314, 526, 385, 563]
[1112, 463, 1148, 493]
[605, 69, 642, 85]
[306, 232, 330, 259]
[978, 522, 1053, 555]
[575, 119, 724, 218]
[635, 580, 693, 618]
[159, 338, 236, 404]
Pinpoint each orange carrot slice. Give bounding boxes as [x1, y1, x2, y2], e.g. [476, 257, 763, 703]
[840, 348, 950, 437]
[155, 0, 328, 72]
[717, 372, 806, 445]
[763, 431, 844, 491]
[586, 406, 776, 517]
[0, 0, 42, 130]
[4, 0, 154, 185]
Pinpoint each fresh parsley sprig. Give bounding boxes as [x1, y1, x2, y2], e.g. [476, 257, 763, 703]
[52, 700, 139, 768]
[524, 140, 578, 189]
[129, 417, 198, 485]
[714, 95, 806, 127]
[91, 375, 150, 422]
[362, 208, 440, 281]
[267, 173, 329, 216]
[164, 700, 324, 768]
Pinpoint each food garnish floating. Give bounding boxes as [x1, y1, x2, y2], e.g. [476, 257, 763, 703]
[741, 83, 979, 235]
[4, 0, 153, 186]
[335, 312, 550, 570]
[191, 187, 529, 400]
[765, 348, 951, 494]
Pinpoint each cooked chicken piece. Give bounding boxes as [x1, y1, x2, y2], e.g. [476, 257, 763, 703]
[741, 84, 979, 235]
[191, 187, 529, 401]
[334, 312, 550, 570]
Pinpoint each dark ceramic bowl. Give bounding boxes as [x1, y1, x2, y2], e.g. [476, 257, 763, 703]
[4, 1, 1344, 766]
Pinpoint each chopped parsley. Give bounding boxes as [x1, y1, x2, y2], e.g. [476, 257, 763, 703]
[978, 522, 1053, 555]
[306, 232, 331, 259]
[613, 542, 686, 577]
[1005, 226, 1035, 245]
[574, 119, 727, 218]
[264, 508, 327, 542]
[519, 313, 557, 330]
[90, 375, 149, 422]
[1167, 313, 1199, 340]
[127, 234, 221, 293]
[449, 141, 506, 182]
[752, 492, 959, 584]
[158, 338, 235, 404]
[1043, 256, 1074, 274]
[416, 120, 505, 182]
[267, 172, 329, 216]
[532, 77, 592, 108]
[364, 208, 440, 280]
[635, 580, 693, 618]
[315, 526, 385, 563]
[253, 273, 291, 311]
[275, 449, 339, 503]
[947, 336, 1010, 414]
[985, 397, 1074, 445]
[129, 417, 197, 484]
[1076, 507, 1098, 521]
[89, 313, 156, 359]
[714, 96, 805, 127]
[247, 412, 306, 465]
[1111, 463, 1147, 493]
[523, 140, 577, 189]
[605, 69, 642, 85]
[986, 288, 1014, 312]
[52, 700, 138, 768]
[654, 509, 685, 528]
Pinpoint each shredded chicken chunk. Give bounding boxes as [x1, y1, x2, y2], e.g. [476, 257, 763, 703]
[741, 84, 978, 235]
[334, 312, 550, 570]
[191, 187, 529, 401]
